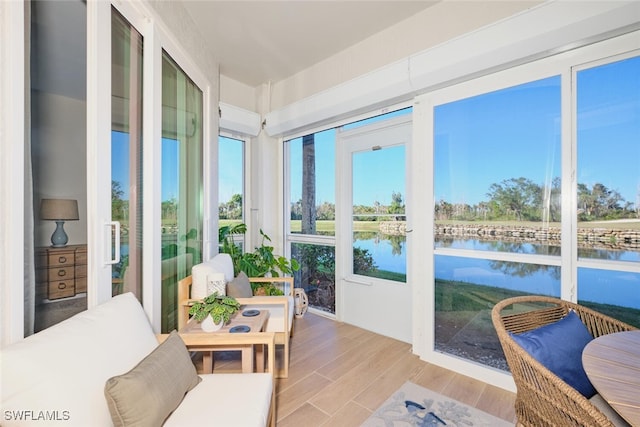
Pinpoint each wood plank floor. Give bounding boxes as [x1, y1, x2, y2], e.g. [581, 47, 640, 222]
[207, 312, 517, 426]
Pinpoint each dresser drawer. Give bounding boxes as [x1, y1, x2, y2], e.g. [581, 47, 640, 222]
[48, 251, 75, 267]
[48, 266, 75, 282]
[36, 244, 87, 302]
[48, 280, 75, 299]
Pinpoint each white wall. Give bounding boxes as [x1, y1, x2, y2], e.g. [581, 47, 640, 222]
[220, 75, 257, 111]
[31, 91, 87, 247]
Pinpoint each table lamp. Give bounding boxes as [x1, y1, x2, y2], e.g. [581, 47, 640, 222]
[40, 199, 79, 247]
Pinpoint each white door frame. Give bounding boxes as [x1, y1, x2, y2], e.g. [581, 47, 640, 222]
[336, 115, 412, 343]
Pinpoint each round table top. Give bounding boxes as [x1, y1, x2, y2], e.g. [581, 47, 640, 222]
[582, 330, 640, 426]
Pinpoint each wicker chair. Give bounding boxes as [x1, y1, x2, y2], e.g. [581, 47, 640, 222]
[492, 295, 637, 427]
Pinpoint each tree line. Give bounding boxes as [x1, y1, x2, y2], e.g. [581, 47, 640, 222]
[290, 191, 405, 221]
[123, 177, 638, 225]
[436, 177, 638, 222]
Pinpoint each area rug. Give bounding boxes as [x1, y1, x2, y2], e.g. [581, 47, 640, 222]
[362, 381, 512, 427]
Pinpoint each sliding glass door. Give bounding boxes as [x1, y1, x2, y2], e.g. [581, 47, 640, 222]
[111, 8, 143, 299]
[160, 52, 204, 333]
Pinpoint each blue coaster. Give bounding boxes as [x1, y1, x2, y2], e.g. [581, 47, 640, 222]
[229, 325, 250, 333]
[242, 309, 260, 317]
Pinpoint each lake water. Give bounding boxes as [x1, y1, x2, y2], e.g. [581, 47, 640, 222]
[354, 234, 640, 310]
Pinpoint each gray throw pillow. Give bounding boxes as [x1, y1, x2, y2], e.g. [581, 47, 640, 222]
[226, 271, 253, 298]
[104, 330, 201, 427]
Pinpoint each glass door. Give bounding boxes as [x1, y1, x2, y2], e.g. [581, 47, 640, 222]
[337, 115, 412, 342]
[160, 52, 204, 333]
[111, 8, 143, 300]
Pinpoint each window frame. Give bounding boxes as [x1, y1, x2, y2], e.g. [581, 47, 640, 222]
[412, 31, 640, 392]
[218, 131, 248, 250]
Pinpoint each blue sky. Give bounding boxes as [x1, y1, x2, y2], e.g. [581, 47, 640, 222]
[218, 136, 244, 203]
[434, 76, 562, 205]
[112, 135, 180, 201]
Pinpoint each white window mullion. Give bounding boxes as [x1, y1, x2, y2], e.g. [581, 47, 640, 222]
[564, 68, 577, 302]
[86, 0, 113, 308]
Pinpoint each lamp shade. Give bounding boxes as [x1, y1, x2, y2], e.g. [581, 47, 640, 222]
[40, 199, 79, 221]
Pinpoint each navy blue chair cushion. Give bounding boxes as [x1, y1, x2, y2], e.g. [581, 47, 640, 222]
[510, 310, 597, 398]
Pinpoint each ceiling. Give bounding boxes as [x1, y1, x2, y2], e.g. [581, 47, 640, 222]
[181, 1, 439, 87]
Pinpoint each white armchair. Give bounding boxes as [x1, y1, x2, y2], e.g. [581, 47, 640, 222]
[179, 253, 295, 378]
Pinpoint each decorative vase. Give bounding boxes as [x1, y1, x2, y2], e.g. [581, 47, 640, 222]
[294, 288, 308, 318]
[201, 315, 224, 332]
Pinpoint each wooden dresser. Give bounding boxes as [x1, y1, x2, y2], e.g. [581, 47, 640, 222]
[36, 244, 87, 301]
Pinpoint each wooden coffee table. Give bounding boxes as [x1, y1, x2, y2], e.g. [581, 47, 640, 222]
[179, 307, 269, 374]
[582, 330, 640, 426]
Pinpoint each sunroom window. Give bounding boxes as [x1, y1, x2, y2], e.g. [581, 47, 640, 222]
[418, 41, 640, 379]
[432, 76, 562, 369]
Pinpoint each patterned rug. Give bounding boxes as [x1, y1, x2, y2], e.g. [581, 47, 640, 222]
[362, 381, 512, 427]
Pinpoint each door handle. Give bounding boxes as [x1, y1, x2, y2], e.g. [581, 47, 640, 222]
[106, 221, 121, 265]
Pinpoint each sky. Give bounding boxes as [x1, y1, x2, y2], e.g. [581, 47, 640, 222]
[218, 136, 244, 203]
[115, 56, 638, 211]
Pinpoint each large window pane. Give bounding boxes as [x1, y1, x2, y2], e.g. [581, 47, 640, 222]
[291, 242, 335, 313]
[578, 268, 640, 328]
[578, 267, 640, 328]
[218, 136, 244, 226]
[161, 52, 203, 333]
[435, 255, 561, 370]
[434, 77, 562, 255]
[433, 77, 562, 368]
[289, 129, 336, 235]
[352, 145, 406, 282]
[577, 56, 640, 264]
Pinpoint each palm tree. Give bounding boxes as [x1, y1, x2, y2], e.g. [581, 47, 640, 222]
[302, 134, 316, 234]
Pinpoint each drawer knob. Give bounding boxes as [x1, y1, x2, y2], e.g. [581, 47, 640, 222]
[58, 282, 67, 290]
[57, 270, 66, 277]
[58, 256, 67, 263]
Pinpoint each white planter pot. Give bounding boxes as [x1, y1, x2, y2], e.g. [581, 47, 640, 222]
[201, 315, 224, 332]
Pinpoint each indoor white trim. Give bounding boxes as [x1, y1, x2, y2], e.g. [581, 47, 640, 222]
[1, 0, 26, 346]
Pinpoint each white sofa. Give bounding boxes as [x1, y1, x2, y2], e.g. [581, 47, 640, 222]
[1, 292, 275, 426]
[182, 253, 295, 378]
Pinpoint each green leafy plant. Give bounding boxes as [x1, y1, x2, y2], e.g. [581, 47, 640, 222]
[188, 292, 240, 324]
[219, 223, 300, 296]
[219, 223, 300, 278]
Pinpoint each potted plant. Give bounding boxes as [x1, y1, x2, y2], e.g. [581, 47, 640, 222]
[188, 292, 240, 332]
[219, 223, 300, 295]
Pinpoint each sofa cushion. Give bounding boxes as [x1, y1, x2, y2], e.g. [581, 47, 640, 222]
[164, 373, 273, 427]
[104, 331, 201, 427]
[510, 310, 596, 398]
[1, 293, 159, 426]
[227, 271, 253, 298]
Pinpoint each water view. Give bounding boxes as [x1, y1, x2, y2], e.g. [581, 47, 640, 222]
[353, 230, 640, 312]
